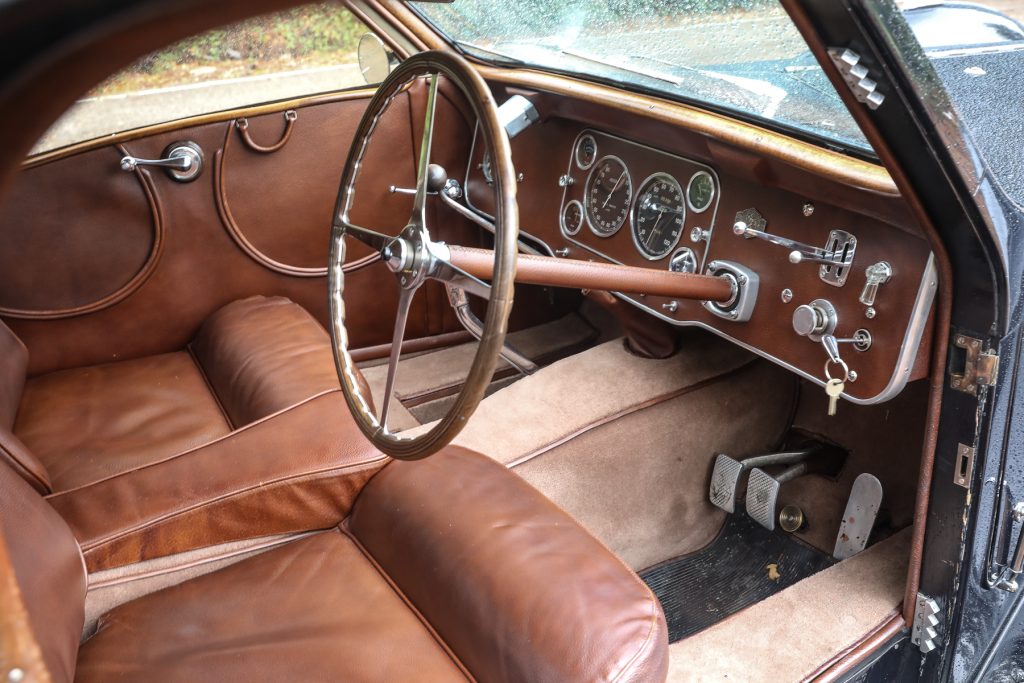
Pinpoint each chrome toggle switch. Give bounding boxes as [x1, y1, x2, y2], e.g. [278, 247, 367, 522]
[859, 261, 893, 307]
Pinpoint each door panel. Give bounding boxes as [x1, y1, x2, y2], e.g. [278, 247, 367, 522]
[0, 83, 480, 376]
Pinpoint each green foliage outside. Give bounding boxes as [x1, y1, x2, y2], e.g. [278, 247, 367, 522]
[93, 2, 365, 96]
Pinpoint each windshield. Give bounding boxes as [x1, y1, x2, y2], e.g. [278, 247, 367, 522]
[411, 0, 872, 154]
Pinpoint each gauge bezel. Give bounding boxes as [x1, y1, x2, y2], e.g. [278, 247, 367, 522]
[561, 199, 584, 236]
[685, 170, 715, 214]
[575, 133, 598, 170]
[584, 154, 633, 238]
[630, 172, 686, 261]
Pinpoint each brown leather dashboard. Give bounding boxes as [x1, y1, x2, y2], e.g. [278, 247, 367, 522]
[462, 96, 936, 404]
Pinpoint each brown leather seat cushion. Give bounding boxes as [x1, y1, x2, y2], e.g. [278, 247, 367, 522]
[15, 351, 232, 492]
[74, 448, 669, 682]
[12, 296, 344, 492]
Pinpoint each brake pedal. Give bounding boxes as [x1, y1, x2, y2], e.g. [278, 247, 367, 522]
[708, 447, 819, 515]
[746, 463, 809, 530]
[833, 473, 883, 559]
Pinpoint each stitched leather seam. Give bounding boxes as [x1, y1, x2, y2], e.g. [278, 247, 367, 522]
[46, 389, 344, 498]
[610, 588, 660, 683]
[342, 525, 476, 682]
[79, 457, 389, 552]
[0, 440, 49, 493]
[87, 531, 322, 589]
[186, 344, 235, 431]
[507, 358, 758, 468]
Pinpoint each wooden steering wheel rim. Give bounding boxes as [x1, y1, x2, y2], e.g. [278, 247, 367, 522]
[328, 51, 518, 460]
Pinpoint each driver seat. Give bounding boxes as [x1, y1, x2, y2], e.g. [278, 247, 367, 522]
[3, 446, 668, 682]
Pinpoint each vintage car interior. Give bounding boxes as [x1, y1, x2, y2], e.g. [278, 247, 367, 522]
[0, 0, 956, 681]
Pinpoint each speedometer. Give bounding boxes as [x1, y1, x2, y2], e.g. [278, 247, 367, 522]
[585, 156, 632, 236]
[632, 173, 685, 260]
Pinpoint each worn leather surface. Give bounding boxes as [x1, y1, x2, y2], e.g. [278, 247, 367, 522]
[0, 145, 156, 313]
[16, 351, 231, 492]
[75, 529, 470, 682]
[0, 458, 85, 683]
[349, 447, 669, 683]
[190, 295, 345, 426]
[74, 447, 666, 682]
[0, 318, 26, 427]
[49, 390, 386, 571]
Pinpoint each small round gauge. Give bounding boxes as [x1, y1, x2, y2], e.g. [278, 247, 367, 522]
[585, 155, 632, 237]
[686, 170, 716, 213]
[480, 151, 494, 185]
[632, 173, 686, 260]
[575, 134, 598, 170]
[562, 199, 584, 235]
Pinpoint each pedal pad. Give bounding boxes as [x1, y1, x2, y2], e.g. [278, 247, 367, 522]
[709, 454, 745, 513]
[746, 468, 780, 530]
[833, 473, 883, 560]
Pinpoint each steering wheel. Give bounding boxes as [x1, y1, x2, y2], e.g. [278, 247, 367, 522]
[328, 51, 518, 460]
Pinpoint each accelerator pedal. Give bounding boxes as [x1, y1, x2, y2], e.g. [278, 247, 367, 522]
[833, 473, 883, 559]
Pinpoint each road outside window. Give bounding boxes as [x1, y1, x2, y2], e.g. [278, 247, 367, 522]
[35, 2, 376, 154]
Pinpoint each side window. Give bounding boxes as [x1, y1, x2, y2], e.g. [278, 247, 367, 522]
[35, 2, 394, 154]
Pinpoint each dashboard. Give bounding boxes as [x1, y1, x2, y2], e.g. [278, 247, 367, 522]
[463, 103, 936, 405]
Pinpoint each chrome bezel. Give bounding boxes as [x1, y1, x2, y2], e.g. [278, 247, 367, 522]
[575, 133, 598, 170]
[584, 154, 632, 237]
[561, 199, 584, 236]
[630, 172, 686, 261]
[686, 170, 716, 214]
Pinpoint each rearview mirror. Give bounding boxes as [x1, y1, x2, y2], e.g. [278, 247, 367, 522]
[357, 34, 397, 85]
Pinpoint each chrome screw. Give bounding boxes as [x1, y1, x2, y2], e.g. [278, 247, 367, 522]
[781, 288, 793, 303]
[865, 306, 876, 319]
[662, 301, 679, 313]
[802, 203, 815, 217]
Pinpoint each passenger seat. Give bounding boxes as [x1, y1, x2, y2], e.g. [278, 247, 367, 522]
[1, 296, 361, 493]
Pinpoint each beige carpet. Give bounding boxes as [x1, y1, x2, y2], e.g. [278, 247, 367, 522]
[360, 312, 597, 432]
[418, 331, 799, 570]
[667, 529, 910, 682]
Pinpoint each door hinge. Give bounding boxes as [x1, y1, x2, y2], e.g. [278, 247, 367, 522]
[828, 48, 885, 109]
[910, 593, 943, 654]
[951, 334, 998, 395]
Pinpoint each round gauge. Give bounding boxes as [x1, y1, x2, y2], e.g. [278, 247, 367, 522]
[686, 170, 715, 213]
[562, 199, 584, 235]
[481, 151, 494, 185]
[632, 173, 686, 260]
[575, 134, 598, 170]
[585, 155, 632, 237]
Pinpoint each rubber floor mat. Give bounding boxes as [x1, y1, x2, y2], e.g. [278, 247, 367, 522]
[640, 514, 834, 642]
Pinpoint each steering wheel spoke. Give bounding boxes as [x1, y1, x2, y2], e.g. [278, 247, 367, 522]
[411, 74, 440, 221]
[427, 243, 492, 300]
[338, 221, 393, 253]
[379, 284, 417, 430]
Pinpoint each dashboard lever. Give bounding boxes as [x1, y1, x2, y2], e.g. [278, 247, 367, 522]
[732, 221, 853, 267]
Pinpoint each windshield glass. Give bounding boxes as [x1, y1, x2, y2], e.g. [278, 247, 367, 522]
[411, 0, 872, 154]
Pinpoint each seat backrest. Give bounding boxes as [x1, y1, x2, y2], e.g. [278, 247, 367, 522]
[0, 319, 50, 493]
[348, 447, 669, 683]
[0, 455, 86, 682]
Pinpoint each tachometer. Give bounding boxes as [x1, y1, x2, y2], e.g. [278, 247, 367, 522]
[632, 173, 685, 260]
[585, 156, 632, 237]
[562, 199, 584, 235]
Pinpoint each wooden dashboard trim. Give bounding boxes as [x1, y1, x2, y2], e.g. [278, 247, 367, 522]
[373, 0, 899, 197]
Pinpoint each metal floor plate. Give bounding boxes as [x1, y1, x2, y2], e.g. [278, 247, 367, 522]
[640, 514, 834, 642]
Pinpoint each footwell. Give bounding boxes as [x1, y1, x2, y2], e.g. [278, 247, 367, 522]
[640, 514, 833, 642]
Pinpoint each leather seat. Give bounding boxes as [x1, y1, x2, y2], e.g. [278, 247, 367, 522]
[2, 295, 357, 493]
[1, 446, 669, 682]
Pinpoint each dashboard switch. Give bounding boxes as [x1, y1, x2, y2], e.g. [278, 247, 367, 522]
[859, 261, 893, 307]
[792, 299, 837, 341]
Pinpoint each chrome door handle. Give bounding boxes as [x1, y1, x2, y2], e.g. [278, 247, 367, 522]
[120, 141, 203, 182]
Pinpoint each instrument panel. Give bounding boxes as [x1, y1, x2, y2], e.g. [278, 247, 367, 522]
[558, 130, 721, 272]
[464, 117, 936, 406]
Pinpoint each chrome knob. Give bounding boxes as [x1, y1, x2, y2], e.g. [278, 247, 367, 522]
[792, 299, 837, 340]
